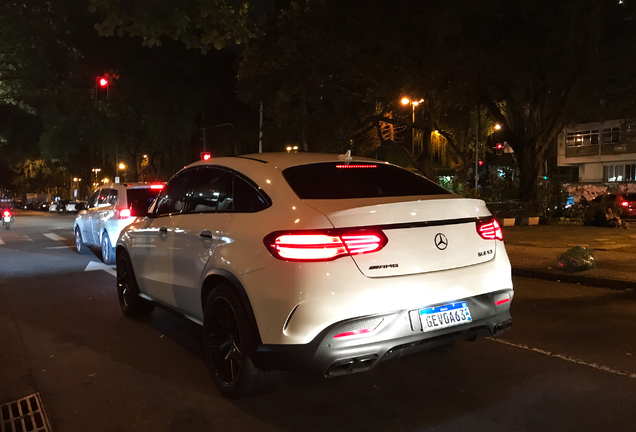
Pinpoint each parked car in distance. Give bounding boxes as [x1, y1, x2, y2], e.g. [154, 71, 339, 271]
[115, 153, 514, 398]
[591, 192, 636, 219]
[74, 182, 165, 264]
[65, 201, 86, 212]
[49, 202, 59, 212]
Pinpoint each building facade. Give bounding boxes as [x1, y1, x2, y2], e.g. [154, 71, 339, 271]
[557, 119, 636, 182]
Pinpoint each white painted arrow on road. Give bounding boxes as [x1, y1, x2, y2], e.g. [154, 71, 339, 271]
[84, 261, 116, 276]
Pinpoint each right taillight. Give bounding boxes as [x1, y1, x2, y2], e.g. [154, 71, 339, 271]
[118, 208, 132, 219]
[620, 201, 629, 207]
[476, 218, 503, 241]
[264, 230, 388, 261]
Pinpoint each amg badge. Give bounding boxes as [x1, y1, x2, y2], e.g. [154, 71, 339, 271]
[368, 264, 399, 270]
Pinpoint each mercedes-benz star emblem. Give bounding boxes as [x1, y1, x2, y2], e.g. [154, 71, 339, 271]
[434, 233, 448, 250]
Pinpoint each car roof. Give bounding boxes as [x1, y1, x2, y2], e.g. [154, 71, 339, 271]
[187, 152, 385, 172]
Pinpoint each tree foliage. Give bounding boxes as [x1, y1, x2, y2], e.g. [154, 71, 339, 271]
[88, 0, 259, 52]
[238, 0, 636, 200]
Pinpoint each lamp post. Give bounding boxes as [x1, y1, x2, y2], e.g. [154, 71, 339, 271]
[401, 97, 424, 154]
[92, 168, 101, 190]
[199, 123, 236, 155]
[72, 177, 81, 199]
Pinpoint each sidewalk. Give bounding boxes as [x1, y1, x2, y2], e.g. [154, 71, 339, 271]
[503, 225, 636, 289]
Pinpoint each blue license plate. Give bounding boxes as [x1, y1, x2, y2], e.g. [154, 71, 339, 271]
[420, 301, 472, 332]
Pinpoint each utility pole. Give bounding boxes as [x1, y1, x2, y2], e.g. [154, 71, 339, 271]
[259, 102, 264, 153]
[475, 106, 480, 193]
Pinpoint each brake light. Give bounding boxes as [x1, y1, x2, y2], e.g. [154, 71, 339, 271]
[150, 184, 164, 190]
[477, 218, 503, 240]
[335, 164, 377, 169]
[3, 210, 10, 217]
[620, 201, 629, 207]
[118, 208, 132, 219]
[264, 230, 388, 261]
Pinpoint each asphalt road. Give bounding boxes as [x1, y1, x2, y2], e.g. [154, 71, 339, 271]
[1, 211, 635, 432]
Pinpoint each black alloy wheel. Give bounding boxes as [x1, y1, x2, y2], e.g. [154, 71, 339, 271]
[116, 251, 154, 317]
[203, 284, 282, 398]
[206, 296, 243, 387]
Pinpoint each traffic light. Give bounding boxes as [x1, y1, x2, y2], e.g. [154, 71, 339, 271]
[495, 143, 503, 156]
[96, 75, 109, 100]
[478, 160, 484, 166]
[201, 152, 212, 161]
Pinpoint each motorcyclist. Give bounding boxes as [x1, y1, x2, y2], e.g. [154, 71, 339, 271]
[1, 197, 15, 229]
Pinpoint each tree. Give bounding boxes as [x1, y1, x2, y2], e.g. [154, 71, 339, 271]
[88, 0, 258, 52]
[238, 0, 636, 201]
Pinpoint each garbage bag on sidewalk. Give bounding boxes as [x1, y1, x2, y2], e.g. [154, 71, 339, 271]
[556, 246, 596, 272]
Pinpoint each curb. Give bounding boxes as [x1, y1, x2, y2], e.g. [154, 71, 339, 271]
[512, 267, 635, 291]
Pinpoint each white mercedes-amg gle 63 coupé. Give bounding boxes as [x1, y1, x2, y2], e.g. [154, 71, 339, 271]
[115, 152, 513, 398]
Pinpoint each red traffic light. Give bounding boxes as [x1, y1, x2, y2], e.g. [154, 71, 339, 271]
[98, 77, 108, 87]
[496, 143, 503, 150]
[478, 160, 484, 166]
[201, 152, 212, 161]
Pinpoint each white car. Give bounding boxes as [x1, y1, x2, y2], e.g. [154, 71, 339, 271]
[74, 183, 165, 264]
[116, 153, 513, 398]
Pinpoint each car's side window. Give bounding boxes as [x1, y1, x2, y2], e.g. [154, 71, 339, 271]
[188, 168, 234, 213]
[87, 191, 99, 209]
[233, 175, 269, 212]
[97, 189, 111, 206]
[155, 170, 197, 216]
[108, 189, 119, 205]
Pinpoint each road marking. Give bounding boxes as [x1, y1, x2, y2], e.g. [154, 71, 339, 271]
[488, 337, 636, 379]
[45, 246, 70, 249]
[25, 236, 34, 242]
[84, 261, 116, 276]
[43, 233, 65, 241]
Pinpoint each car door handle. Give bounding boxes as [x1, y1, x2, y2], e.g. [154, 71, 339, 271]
[199, 230, 213, 239]
[159, 226, 168, 234]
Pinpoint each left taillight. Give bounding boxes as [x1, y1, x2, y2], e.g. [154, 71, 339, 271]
[3, 210, 11, 217]
[118, 208, 132, 219]
[264, 229, 388, 262]
[476, 218, 503, 241]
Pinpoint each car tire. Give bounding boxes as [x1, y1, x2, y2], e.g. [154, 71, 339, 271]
[75, 228, 89, 254]
[203, 284, 281, 398]
[101, 232, 115, 265]
[116, 250, 154, 317]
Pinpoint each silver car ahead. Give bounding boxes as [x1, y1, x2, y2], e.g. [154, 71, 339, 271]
[73, 183, 164, 263]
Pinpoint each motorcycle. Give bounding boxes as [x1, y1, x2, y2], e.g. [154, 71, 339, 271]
[2, 208, 13, 230]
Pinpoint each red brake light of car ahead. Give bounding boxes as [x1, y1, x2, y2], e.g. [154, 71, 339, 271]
[264, 230, 388, 261]
[3, 210, 10, 217]
[150, 184, 164, 190]
[620, 201, 629, 207]
[118, 208, 132, 219]
[476, 218, 503, 241]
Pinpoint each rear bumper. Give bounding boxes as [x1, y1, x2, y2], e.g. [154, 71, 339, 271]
[255, 289, 512, 376]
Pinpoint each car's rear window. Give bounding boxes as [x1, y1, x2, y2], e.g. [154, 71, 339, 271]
[282, 162, 451, 199]
[127, 188, 161, 216]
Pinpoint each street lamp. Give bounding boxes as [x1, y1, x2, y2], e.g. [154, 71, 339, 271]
[401, 97, 425, 154]
[199, 123, 236, 155]
[92, 168, 101, 188]
[72, 178, 81, 199]
[494, 124, 502, 130]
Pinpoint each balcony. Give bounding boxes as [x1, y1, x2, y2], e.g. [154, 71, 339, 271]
[565, 141, 636, 158]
